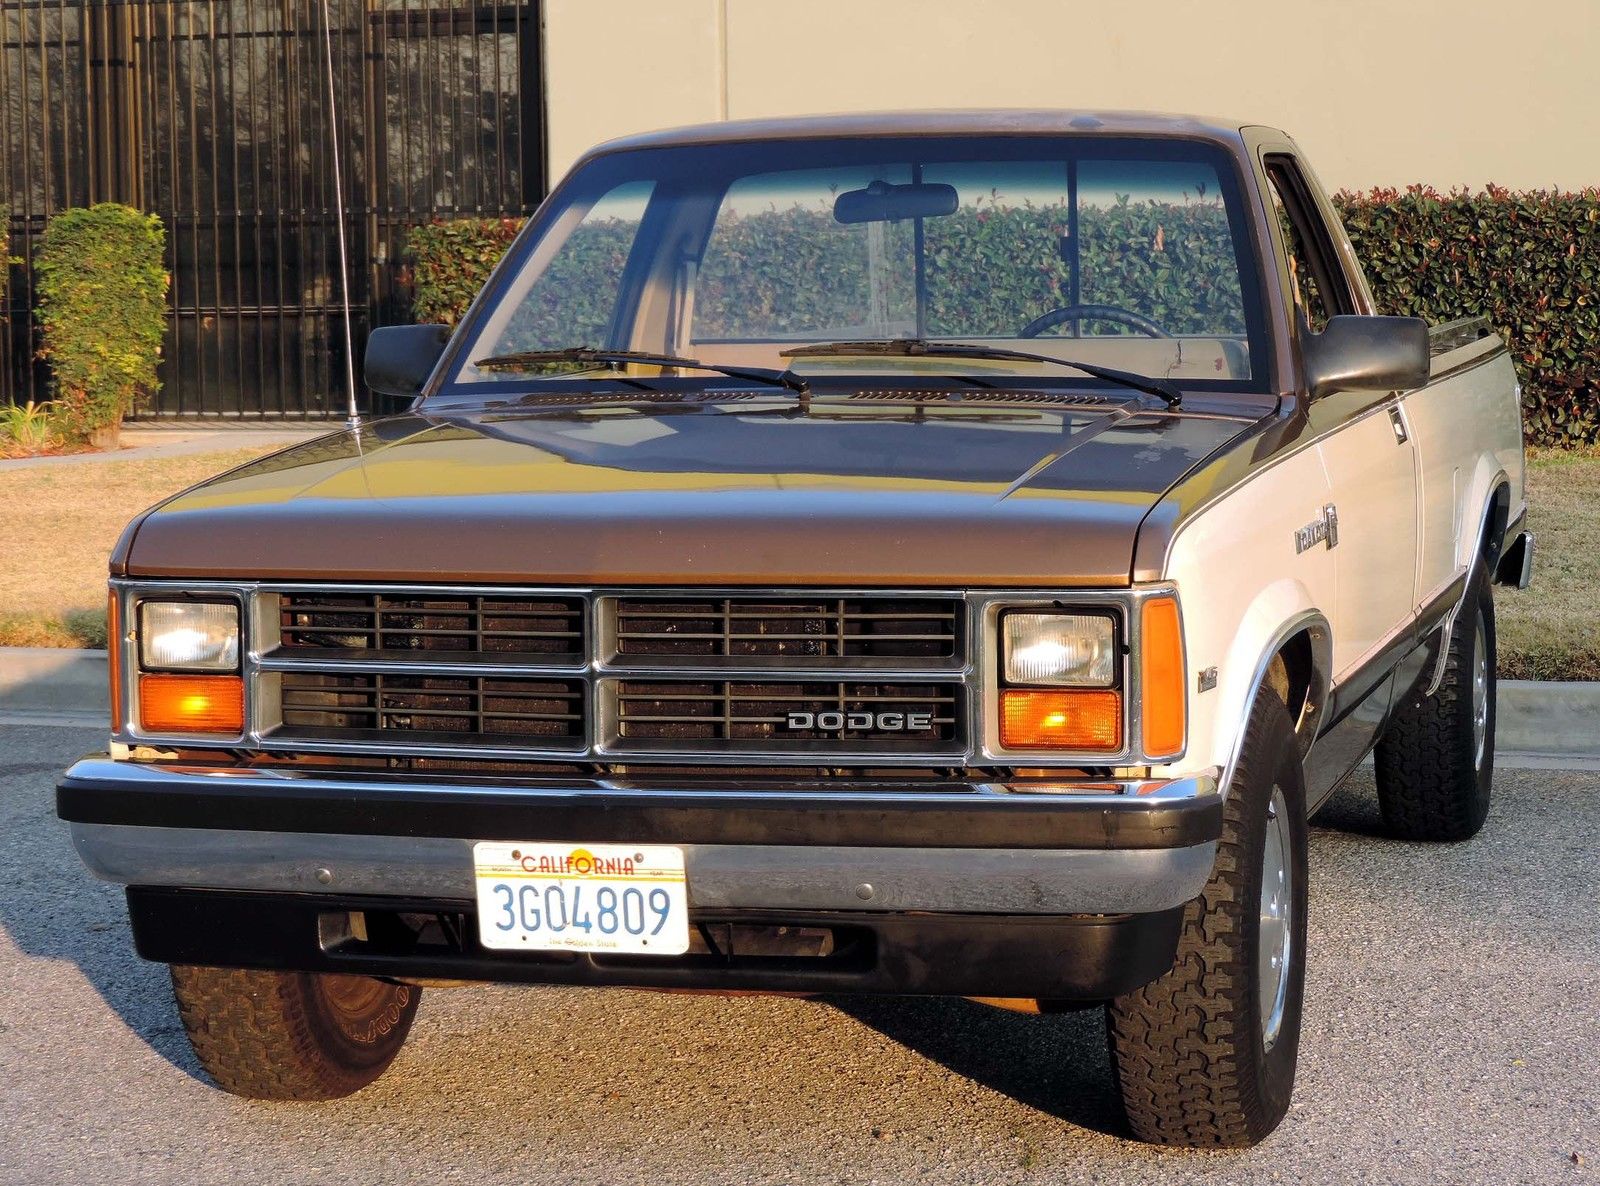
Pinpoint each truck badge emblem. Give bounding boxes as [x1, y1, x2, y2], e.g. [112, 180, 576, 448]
[786, 711, 933, 733]
[1295, 504, 1340, 554]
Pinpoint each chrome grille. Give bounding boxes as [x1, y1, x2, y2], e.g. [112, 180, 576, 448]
[278, 592, 585, 658]
[608, 680, 962, 751]
[278, 671, 585, 746]
[255, 586, 971, 764]
[611, 595, 960, 664]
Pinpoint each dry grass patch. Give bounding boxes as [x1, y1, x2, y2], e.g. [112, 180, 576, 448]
[0, 449, 273, 647]
[1496, 448, 1600, 681]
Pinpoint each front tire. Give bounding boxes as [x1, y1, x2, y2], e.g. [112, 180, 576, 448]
[170, 965, 420, 1100]
[1373, 569, 1496, 842]
[1106, 688, 1309, 1147]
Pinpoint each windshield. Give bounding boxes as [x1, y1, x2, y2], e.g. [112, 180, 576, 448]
[446, 136, 1269, 393]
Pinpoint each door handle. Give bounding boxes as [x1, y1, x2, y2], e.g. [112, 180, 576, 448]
[1388, 406, 1409, 444]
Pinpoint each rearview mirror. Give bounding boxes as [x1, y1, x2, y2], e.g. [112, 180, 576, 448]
[364, 324, 451, 400]
[834, 180, 958, 225]
[1303, 315, 1430, 399]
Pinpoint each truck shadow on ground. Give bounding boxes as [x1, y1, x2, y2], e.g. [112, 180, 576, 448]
[0, 872, 214, 1088]
[0, 725, 213, 1087]
[1307, 766, 1395, 837]
[827, 995, 1127, 1135]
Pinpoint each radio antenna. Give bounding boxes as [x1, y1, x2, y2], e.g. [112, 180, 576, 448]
[317, 0, 361, 430]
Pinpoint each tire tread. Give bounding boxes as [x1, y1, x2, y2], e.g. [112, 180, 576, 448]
[1106, 691, 1305, 1147]
[170, 965, 418, 1101]
[1374, 571, 1494, 842]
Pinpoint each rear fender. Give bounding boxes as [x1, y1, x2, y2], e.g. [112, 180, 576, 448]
[1457, 464, 1512, 574]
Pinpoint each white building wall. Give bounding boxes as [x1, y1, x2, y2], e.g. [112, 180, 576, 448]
[542, 0, 1600, 193]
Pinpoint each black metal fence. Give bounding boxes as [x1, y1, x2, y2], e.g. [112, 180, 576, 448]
[2, 0, 543, 417]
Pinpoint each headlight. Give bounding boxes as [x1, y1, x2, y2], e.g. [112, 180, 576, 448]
[1002, 612, 1117, 687]
[138, 601, 240, 672]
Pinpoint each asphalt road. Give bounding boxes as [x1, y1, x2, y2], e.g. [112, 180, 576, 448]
[2, 722, 1595, 1186]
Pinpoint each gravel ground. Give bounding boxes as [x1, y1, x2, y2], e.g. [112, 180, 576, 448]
[2, 723, 1595, 1185]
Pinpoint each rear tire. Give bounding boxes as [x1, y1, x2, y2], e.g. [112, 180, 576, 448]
[1106, 688, 1309, 1147]
[169, 965, 420, 1100]
[1374, 568, 1495, 842]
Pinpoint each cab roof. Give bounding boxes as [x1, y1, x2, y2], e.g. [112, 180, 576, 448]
[582, 109, 1268, 162]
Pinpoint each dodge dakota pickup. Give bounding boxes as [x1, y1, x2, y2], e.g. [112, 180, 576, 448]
[58, 111, 1531, 1147]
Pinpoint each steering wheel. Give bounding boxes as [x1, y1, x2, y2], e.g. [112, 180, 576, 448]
[1018, 303, 1172, 339]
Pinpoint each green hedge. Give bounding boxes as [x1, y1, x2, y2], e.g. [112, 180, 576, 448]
[34, 204, 168, 440]
[1334, 186, 1599, 448]
[694, 199, 1245, 340]
[406, 201, 1246, 345]
[407, 217, 524, 326]
[408, 187, 1600, 446]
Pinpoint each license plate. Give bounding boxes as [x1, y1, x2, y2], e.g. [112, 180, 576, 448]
[472, 842, 690, 955]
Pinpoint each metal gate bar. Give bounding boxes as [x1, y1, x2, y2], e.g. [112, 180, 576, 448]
[2, 0, 542, 417]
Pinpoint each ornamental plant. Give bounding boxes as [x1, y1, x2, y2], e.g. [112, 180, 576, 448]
[33, 204, 169, 443]
[0, 400, 60, 456]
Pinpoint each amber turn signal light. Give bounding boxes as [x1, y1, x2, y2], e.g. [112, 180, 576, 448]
[108, 590, 123, 732]
[999, 689, 1121, 751]
[1140, 595, 1186, 759]
[138, 673, 244, 734]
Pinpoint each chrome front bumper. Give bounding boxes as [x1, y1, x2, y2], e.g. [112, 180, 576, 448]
[59, 758, 1221, 917]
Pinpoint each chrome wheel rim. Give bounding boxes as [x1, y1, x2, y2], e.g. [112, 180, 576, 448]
[1259, 787, 1293, 1053]
[1472, 612, 1490, 771]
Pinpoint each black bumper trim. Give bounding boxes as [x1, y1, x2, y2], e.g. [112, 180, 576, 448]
[58, 767, 1221, 851]
[127, 887, 1185, 1000]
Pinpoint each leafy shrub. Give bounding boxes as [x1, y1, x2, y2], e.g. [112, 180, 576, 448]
[694, 198, 1245, 340]
[33, 204, 169, 441]
[407, 218, 524, 326]
[408, 188, 1600, 446]
[1334, 186, 1599, 448]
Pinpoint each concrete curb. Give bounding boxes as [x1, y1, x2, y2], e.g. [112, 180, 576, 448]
[1494, 679, 1599, 757]
[2, 647, 1594, 757]
[0, 647, 108, 714]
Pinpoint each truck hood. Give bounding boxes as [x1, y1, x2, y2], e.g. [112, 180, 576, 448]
[117, 400, 1266, 586]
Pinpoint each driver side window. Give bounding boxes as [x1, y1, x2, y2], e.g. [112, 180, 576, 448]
[1264, 156, 1352, 334]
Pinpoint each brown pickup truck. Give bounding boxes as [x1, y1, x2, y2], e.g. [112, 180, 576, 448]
[58, 111, 1528, 1147]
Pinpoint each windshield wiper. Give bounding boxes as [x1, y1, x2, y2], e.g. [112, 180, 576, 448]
[779, 338, 1182, 408]
[472, 347, 812, 408]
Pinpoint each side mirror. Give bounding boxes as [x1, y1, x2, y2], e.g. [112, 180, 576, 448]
[364, 324, 451, 400]
[1302, 315, 1430, 399]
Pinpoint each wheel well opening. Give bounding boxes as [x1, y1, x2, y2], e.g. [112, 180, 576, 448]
[1269, 631, 1323, 759]
[1482, 482, 1511, 568]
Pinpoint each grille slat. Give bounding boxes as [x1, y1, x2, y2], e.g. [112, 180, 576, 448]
[610, 679, 963, 749]
[280, 593, 584, 657]
[278, 672, 585, 745]
[612, 596, 960, 664]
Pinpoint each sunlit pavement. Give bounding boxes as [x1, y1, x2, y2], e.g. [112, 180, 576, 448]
[3, 722, 1594, 1185]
